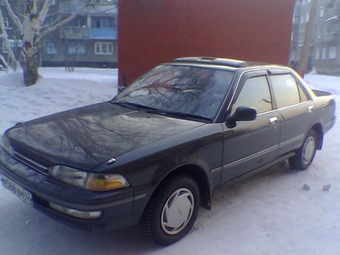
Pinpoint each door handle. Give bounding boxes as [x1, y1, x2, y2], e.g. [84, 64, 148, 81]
[307, 105, 313, 112]
[269, 117, 278, 124]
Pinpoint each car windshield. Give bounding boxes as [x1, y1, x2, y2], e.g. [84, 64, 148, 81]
[112, 64, 235, 122]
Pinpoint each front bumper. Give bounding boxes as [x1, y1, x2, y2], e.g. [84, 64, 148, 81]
[0, 147, 143, 232]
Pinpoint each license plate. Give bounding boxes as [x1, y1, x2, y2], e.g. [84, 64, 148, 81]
[1, 175, 33, 207]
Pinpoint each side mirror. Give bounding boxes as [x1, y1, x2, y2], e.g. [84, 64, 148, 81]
[225, 106, 257, 128]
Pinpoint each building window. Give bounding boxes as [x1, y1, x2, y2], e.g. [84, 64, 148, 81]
[67, 42, 86, 54]
[95, 42, 113, 55]
[2, 41, 8, 53]
[3, 18, 9, 28]
[292, 15, 298, 24]
[320, 6, 324, 17]
[306, 12, 310, 22]
[329, 46, 337, 59]
[315, 48, 320, 59]
[322, 47, 327, 59]
[46, 42, 57, 54]
[2, 39, 21, 53]
[45, 17, 54, 26]
[94, 18, 115, 29]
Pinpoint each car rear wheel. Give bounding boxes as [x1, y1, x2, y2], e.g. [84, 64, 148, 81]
[289, 130, 317, 170]
[139, 175, 200, 246]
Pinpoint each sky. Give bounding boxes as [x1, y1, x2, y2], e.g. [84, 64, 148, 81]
[0, 67, 339, 255]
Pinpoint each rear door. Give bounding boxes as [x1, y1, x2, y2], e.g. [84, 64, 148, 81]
[268, 72, 314, 155]
[221, 71, 280, 183]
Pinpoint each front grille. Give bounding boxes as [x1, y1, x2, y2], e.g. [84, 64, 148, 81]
[0, 146, 48, 176]
[12, 151, 48, 174]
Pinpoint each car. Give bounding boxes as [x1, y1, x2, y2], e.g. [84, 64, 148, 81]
[0, 57, 336, 246]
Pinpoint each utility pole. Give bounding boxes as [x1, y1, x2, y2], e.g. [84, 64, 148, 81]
[297, 0, 318, 78]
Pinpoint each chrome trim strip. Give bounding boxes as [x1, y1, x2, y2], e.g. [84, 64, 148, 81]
[210, 167, 222, 174]
[134, 193, 147, 201]
[278, 134, 304, 148]
[12, 151, 48, 173]
[223, 145, 277, 169]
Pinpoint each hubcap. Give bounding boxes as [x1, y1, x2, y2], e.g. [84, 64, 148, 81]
[161, 188, 194, 235]
[302, 136, 315, 165]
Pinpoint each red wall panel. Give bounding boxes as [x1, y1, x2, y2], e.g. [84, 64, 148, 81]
[118, 0, 296, 86]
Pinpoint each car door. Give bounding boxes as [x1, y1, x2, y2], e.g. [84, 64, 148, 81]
[220, 72, 281, 183]
[268, 72, 314, 155]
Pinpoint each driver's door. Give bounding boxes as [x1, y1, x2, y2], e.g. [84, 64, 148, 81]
[220, 73, 280, 183]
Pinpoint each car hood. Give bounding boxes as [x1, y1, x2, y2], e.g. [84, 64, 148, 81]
[5, 102, 205, 171]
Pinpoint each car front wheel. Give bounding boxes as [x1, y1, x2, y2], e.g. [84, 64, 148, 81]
[289, 129, 317, 170]
[139, 175, 200, 246]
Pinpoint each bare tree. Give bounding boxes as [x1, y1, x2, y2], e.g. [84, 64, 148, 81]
[3, 0, 91, 86]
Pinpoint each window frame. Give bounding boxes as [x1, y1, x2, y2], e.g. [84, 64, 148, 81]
[67, 42, 86, 55]
[231, 72, 273, 115]
[95, 42, 114, 55]
[329, 46, 337, 59]
[46, 42, 57, 54]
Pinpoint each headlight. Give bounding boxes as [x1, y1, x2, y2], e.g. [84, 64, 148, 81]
[48, 165, 129, 191]
[0, 134, 12, 154]
[85, 173, 129, 191]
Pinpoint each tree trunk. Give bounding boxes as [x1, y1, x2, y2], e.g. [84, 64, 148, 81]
[20, 44, 39, 86]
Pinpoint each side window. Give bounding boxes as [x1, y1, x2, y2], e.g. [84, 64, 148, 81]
[233, 76, 272, 114]
[270, 74, 308, 108]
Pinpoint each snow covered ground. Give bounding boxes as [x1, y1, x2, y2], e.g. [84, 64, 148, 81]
[0, 68, 339, 255]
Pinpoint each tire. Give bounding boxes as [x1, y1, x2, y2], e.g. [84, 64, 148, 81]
[139, 175, 200, 246]
[289, 130, 317, 170]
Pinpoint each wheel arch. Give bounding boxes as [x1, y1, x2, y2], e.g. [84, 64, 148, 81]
[310, 123, 324, 150]
[154, 164, 212, 210]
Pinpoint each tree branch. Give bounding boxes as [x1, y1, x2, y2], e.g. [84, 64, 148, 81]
[37, 0, 92, 41]
[0, 6, 19, 70]
[3, 0, 24, 35]
[38, 0, 54, 27]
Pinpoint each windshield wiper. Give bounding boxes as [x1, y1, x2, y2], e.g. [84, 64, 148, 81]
[159, 111, 212, 122]
[113, 101, 159, 112]
[113, 102, 212, 122]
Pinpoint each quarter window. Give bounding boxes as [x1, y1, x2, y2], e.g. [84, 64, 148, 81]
[233, 76, 272, 114]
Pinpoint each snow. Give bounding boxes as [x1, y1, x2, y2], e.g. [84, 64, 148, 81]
[0, 68, 339, 255]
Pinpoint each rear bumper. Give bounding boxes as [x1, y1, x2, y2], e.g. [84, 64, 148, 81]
[0, 147, 144, 232]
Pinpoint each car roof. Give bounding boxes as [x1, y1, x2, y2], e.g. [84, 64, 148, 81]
[171, 57, 291, 73]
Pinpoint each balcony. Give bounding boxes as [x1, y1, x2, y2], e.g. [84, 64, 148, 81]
[60, 27, 117, 40]
[323, 32, 340, 42]
[324, 8, 340, 22]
